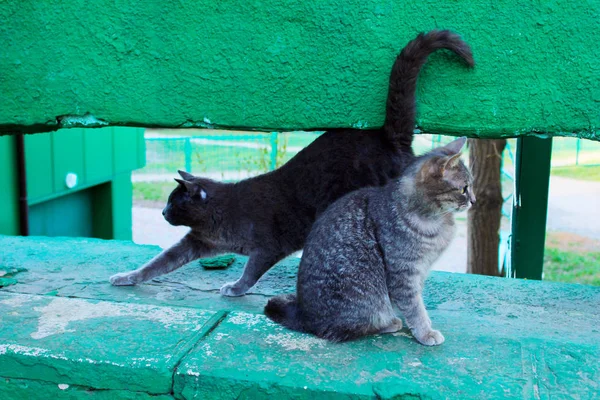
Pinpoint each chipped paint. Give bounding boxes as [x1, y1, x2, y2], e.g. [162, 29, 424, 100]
[31, 297, 204, 339]
[56, 113, 108, 129]
[264, 333, 327, 351]
[0, 344, 67, 360]
[0, 295, 32, 307]
[228, 313, 264, 327]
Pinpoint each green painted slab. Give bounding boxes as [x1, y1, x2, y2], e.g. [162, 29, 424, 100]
[0, 378, 174, 400]
[1, 1, 598, 139]
[1, 236, 600, 398]
[175, 312, 598, 399]
[0, 292, 219, 394]
[0, 235, 296, 313]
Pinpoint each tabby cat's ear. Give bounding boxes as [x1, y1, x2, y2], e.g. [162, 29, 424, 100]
[439, 136, 467, 155]
[418, 156, 445, 180]
[178, 170, 195, 180]
[442, 153, 462, 172]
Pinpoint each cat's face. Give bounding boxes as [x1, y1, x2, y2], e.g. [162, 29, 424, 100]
[162, 171, 214, 227]
[417, 138, 475, 213]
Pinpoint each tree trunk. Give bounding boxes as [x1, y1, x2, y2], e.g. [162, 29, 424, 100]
[467, 138, 507, 276]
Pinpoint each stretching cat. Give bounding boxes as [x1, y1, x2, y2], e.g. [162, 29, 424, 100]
[265, 137, 474, 345]
[110, 30, 474, 296]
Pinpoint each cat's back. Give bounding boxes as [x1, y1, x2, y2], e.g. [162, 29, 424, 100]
[275, 128, 412, 213]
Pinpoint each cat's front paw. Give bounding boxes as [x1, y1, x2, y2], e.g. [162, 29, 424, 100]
[220, 282, 249, 297]
[414, 329, 445, 346]
[110, 272, 139, 286]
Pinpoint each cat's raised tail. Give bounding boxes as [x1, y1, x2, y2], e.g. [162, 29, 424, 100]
[264, 294, 306, 333]
[384, 30, 475, 153]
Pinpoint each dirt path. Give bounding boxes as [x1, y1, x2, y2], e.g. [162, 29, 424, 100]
[547, 176, 600, 240]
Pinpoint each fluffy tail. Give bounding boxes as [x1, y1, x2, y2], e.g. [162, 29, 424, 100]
[264, 294, 306, 333]
[384, 30, 475, 152]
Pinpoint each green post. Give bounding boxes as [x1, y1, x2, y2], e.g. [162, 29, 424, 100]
[575, 138, 581, 166]
[184, 137, 192, 173]
[270, 132, 278, 170]
[510, 136, 553, 280]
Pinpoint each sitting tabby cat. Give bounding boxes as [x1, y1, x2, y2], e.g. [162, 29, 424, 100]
[110, 30, 474, 296]
[265, 137, 475, 345]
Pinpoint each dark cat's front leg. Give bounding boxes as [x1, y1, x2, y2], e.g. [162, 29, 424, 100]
[388, 276, 444, 346]
[110, 233, 216, 286]
[220, 251, 281, 297]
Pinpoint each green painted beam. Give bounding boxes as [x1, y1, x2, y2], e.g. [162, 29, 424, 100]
[510, 137, 553, 280]
[1, 1, 598, 139]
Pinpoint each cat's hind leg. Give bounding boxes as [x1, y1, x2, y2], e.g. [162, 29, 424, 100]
[110, 233, 216, 286]
[220, 250, 282, 296]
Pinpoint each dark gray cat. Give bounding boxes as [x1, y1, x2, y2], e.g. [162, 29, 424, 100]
[265, 137, 475, 345]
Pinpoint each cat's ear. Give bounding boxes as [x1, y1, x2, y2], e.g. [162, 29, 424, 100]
[178, 170, 195, 181]
[442, 153, 462, 172]
[418, 156, 445, 180]
[439, 136, 467, 155]
[174, 178, 202, 196]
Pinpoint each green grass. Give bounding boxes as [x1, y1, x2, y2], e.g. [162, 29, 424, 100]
[133, 181, 177, 203]
[551, 165, 600, 181]
[543, 248, 600, 286]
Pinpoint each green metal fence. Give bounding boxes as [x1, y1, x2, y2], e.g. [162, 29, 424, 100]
[136, 131, 321, 182]
[134, 131, 600, 184]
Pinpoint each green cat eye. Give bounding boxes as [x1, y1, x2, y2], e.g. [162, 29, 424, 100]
[462, 185, 468, 194]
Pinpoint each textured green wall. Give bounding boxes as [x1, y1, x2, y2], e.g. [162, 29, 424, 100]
[1, 1, 598, 139]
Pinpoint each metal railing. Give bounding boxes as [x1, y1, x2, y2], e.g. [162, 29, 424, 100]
[134, 131, 600, 185]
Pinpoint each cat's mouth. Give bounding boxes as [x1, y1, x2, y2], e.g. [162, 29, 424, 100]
[457, 203, 471, 212]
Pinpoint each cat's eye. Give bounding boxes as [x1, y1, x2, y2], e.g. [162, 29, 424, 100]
[461, 185, 468, 194]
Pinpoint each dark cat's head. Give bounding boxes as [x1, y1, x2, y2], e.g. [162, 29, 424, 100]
[413, 137, 475, 213]
[162, 170, 220, 227]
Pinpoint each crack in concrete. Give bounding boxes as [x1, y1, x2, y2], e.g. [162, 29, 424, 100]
[170, 310, 229, 394]
[0, 374, 175, 398]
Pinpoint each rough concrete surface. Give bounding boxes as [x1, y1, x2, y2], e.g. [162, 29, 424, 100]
[0, 235, 599, 399]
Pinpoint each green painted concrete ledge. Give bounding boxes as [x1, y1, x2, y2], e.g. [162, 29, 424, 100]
[0, 236, 599, 399]
[1, 1, 599, 140]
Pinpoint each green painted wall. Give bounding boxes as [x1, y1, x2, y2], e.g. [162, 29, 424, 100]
[0, 136, 19, 235]
[0, 1, 598, 139]
[0, 127, 144, 238]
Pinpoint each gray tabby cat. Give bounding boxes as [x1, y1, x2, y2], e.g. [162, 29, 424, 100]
[264, 137, 475, 346]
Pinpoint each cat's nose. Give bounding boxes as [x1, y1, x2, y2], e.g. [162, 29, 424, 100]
[469, 193, 476, 205]
[162, 208, 167, 216]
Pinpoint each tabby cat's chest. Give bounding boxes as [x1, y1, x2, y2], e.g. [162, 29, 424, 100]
[383, 215, 456, 273]
[414, 219, 455, 270]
